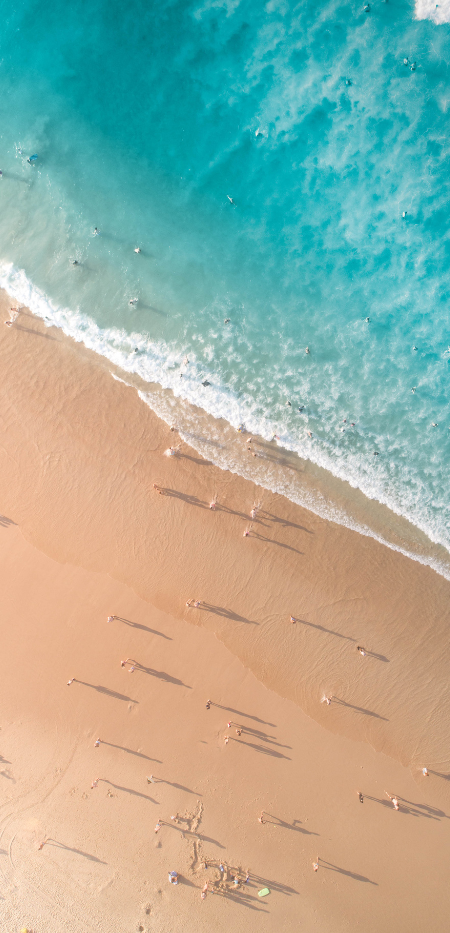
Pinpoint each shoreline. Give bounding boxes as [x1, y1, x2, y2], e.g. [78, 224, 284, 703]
[1, 289, 450, 771]
[1, 290, 450, 930]
[1, 272, 449, 582]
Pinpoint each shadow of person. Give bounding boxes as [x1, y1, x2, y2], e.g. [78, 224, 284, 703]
[101, 741, 161, 762]
[46, 839, 107, 863]
[0, 515, 17, 527]
[75, 680, 138, 703]
[127, 662, 190, 688]
[290, 617, 356, 642]
[101, 779, 157, 803]
[231, 736, 291, 760]
[331, 696, 389, 721]
[365, 649, 390, 663]
[13, 324, 57, 340]
[199, 603, 258, 625]
[263, 813, 319, 835]
[250, 531, 304, 555]
[319, 858, 377, 884]
[113, 616, 172, 639]
[210, 702, 276, 727]
[259, 509, 313, 534]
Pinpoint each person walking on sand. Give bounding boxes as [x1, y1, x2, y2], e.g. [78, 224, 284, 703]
[154, 820, 162, 833]
[356, 646, 367, 656]
[312, 858, 319, 872]
[91, 778, 99, 789]
[290, 615, 296, 623]
[321, 695, 333, 705]
[5, 307, 19, 327]
[94, 738, 101, 747]
[201, 882, 208, 899]
[385, 792, 399, 810]
[107, 615, 115, 623]
[206, 699, 211, 709]
[258, 810, 266, 824]
[358, 791, 364, 803]
[67, 678, 76, 685]
[422, 767, 429, 776]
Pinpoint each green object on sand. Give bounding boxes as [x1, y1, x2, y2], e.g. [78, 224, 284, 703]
[258, 887, 270, 897]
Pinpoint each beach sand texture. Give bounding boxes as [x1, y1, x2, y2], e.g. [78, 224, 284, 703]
[0, 291, 450, 932]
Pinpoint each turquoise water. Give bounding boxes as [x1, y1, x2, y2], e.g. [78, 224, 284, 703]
[0, 0, 449, 559]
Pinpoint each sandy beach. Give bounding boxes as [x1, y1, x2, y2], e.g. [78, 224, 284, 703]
[1, 290, 450, 933]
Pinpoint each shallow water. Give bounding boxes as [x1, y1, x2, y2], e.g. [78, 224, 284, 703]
[0, 0, 449, 560]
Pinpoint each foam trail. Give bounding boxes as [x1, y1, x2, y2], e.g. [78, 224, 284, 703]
[2, 261, 449, 581]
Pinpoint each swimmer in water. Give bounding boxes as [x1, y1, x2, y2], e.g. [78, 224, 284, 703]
[129, 298, 138, 305]
[134, 247, 141, 253]
[305, 346, 310, 354]
[227, 196, 235, 204]
[93, 227, 99, 236]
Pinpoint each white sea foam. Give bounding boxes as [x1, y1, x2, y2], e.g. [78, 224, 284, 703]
[1, 260, 450, 582]
[415, 0, 450, 24]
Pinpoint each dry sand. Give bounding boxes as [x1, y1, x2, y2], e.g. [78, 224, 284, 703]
[0, 291, 450, 932]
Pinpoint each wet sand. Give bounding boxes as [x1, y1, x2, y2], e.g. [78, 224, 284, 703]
[1, 291, 450, 932]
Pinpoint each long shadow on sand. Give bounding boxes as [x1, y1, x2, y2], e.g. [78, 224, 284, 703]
[363, 649, 390, 663]
[318, 858, 377, 884]
[292, 617, 356, 642]
[163, 821, 225, 848]
[101, 779, 157, 803]
[13, 324, 57, 340]
[112, 616, 172, 639]
[230, 736, 291, 760]
[199, 603, 258, 625]
[263, 814, 319, 836]
[259, 509, 313, 534]
[210, 703, 276, 728]
[101, 741, 161, 763]
[159, 488, 209, 509]
[0, 515, 16, 527]
[123, 662, 190, 688]
[46, 840, 107, 863]
[249, 531, 304, 556]
[214, 887, 269, 912]
[178, 452, 212, 466]
[228, 724, 290, 749]
[248, 870, 298, 895]
[365, 794, 447, 820]
[331, 696, 388, 721]
[75, 680, 138, 703]
[150, 777, 201, 795]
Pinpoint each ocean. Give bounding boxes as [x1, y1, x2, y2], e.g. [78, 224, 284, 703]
[0, 0, 449, 574]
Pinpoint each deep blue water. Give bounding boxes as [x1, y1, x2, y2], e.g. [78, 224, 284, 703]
[0, 0, 449, 557]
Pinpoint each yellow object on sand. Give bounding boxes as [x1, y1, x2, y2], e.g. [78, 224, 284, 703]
[258, 887, 270, 897]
